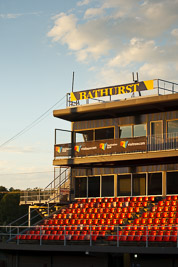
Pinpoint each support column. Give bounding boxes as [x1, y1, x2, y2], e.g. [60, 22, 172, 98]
[28, 206, 31, 227]
[123, 253, 131, 267]
[162, 171, 166, 197]
[15, 253, 19, 267]
[114, 174, 117, 197]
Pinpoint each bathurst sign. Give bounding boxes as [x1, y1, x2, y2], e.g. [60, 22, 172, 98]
[55, 137, 147, 157]
[70, 80, 153, 101]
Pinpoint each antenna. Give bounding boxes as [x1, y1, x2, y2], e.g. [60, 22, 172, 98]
[72, 71, 75, 92]
[132, 72, 139, 83]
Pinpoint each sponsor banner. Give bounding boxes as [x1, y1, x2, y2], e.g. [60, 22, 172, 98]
[70, 80, 153, 101]
[60, 188, 69, 195]
[55, 137, 147, 157]
[55, 144, 72, 157]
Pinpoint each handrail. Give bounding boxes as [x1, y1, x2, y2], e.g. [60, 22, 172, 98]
[54, 132, 178, 159]
[2, 224, 178, 248]
[9, 169, 71, 227]
[20, 167, 70, 203]
[67, 79, 178, 107]
[44, 167, 69, 190]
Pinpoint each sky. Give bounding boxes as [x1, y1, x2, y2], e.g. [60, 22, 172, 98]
[0, 0, 178, 190]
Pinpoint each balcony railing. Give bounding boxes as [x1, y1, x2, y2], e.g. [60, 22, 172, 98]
[2, 225, 178, 248]
[54, 133, 178, 159]
[20, 167, 70, 204]
[66, 79, 178, 107]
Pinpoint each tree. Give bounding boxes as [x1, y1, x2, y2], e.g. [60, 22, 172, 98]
[0, 189, 28, 225]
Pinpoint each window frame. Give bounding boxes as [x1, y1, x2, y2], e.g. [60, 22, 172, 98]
[147, 171, 163, 196]
[166, 171, 178, 195]
[117, 173, 132, 197]
[74, 176, 88, 199]
[74, 126, 115, 142]
[101, 174, 115, 197]
[132, 172, 147, 196]
[166, 119, 178, 138]
[118, 123, 147, 139]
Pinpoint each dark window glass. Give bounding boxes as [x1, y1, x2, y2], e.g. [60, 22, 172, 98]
[167, 172, 178, 194]
[88, 176, 100, 197]
[133, 173, 146, 196]
[133, 124, 146, 137]
[102, 175, 114, 197]
[119, 126, 132, 138]
[76, 130, 93, 142]
[151, 121, 162, 136]
[148, 173, 162, 195]
[167, 120, 178, 137]
[117, 174, 131, 196]
[95, 128, 114, 140]
[75, 177, 87, 198]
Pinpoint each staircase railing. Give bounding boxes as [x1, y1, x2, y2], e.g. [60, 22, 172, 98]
[7, 167, 71, 239]
[20, 167, 70, 204]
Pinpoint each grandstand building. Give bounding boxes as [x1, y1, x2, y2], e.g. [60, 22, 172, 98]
[0, 78, 178, 267]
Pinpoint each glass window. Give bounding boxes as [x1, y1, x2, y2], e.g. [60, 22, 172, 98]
[102, 175, 114, 197]
[148, 173, 162, 195]
[167, 172, 178, 194]
[88, 176, 100, 197]
[167, 120, 178, 137]
[95, 127, 114, 140]
[151, 121, 163, 136]
[117, 174, 131, 196]
[75, 177, 87, 198]
[133, 173, 146, 196]
[151, 121, 163, 144]
[134, 124, 146, 137]
[75, 130, 93, 142]
[119, 126, 132, 138]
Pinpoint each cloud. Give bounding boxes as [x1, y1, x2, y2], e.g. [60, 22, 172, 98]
[77, 0, 91, 6]
[0, 13, 22, 19]
[2, 145, 36, 154]
[0, 12, 42, 19]
[84, 7, 104, 18]
[48, 0, 178, 82]
[108, 38, 161, 67]
[171, 28, 178, 38]
[48, 13, 112, 61]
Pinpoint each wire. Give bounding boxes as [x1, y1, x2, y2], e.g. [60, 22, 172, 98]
[0, 171, 53, 175]
[0, 95, 66, 149]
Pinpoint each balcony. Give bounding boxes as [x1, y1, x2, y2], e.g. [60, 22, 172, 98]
[53, 133, 178, 167]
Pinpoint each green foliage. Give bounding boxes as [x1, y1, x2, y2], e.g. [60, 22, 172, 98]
[0, 188, 27, 225]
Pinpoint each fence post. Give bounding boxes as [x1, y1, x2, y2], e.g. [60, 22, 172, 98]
[10, 225, 11, 240]
[64, 226, 66, 246]
[117, 225, 119, 247]
[48, 203, 49, 217]
[146, 226, 148, 248]
[90, 225, 92, 246]
[40, 226, 42, 246]
[17, 227, 19, 245]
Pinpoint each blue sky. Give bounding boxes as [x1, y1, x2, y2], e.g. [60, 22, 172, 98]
[0, 0, 178, 189]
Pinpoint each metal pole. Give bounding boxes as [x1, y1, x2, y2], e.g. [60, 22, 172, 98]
[55, 129, 56, 145]
[48, 203, 50, 216]
[117, 225, 119, 247]
[90, 225, 92, 246]
[10, 225, 11, 240]
[72, 72, 74, 93]
[28, 206, 31, 227]
[40, 227, 42, 246]
[17, 227, 19, 245]
[146, 226, 148, 247]
[64, 226, 66, 246]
